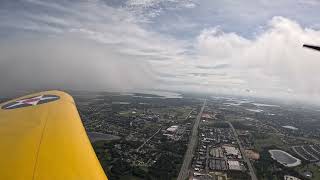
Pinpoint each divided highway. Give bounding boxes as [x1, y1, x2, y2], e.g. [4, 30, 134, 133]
[228, 122, 257, 180]
[177, 99, 206, 180]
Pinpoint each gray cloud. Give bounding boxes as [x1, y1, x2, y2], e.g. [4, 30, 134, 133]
[1, 0, 320, 103]
[0, 36, 156, 94]
[196, 64, 230, 70]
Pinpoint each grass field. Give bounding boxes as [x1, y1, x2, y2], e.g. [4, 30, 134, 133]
[253, 133, 286, 151]
[295, 163, 320, 180]
[150, 106, 193, 121]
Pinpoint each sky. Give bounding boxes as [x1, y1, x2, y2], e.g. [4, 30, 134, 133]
[1, 0, 320, 102]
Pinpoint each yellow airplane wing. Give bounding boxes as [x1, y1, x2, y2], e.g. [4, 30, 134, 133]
[0, 90, 107, 180]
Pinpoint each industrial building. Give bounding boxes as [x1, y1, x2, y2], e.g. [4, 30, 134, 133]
[223, 145, 242, 159]
[227, 160, 241, 171]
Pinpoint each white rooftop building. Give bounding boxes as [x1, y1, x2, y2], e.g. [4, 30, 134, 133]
[223, 145, 242, 158]
[227, 160, 241, 171]
[284, 175, 301, 180]
[166, 125, 178, 132]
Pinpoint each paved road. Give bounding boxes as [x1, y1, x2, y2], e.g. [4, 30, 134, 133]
[228, 122, 258, 180]
[177, 99, 206, 180]
[185, 109, 194, 120]
[136, 127, 162, 152]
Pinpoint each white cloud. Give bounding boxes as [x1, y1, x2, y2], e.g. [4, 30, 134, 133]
[124, 0, 197, 22]
[180, 16, 320, 100]
[1, 1, 320, 103]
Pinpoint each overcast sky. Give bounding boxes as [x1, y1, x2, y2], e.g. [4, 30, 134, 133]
[1, 0, 320, 102]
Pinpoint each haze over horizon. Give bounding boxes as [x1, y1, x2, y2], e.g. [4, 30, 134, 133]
[1, 0, 320, 103]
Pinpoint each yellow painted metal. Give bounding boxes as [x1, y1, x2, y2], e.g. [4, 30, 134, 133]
[0, 91, 107, 180]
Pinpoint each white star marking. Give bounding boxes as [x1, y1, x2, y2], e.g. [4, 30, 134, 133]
[5, 95, 58, 109]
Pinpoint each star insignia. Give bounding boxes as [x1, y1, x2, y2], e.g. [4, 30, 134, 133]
[2, 95, 60, 110]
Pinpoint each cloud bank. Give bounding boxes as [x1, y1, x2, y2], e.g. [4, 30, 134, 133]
[181, 17, 320, 99]
[1, 0, 320, 103]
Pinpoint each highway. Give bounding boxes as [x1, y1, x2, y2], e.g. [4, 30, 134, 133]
[228, 122, 258, 180]
[177, 99, 206, 180]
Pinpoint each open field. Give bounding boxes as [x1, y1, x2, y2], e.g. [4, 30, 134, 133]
[253, 133, 285, 151]
[295, 164, 320, 180]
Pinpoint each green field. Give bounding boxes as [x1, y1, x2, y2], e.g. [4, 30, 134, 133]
[295, 164, 320, 180]
[150, 106, 193, 121]
[253, 133, 286, 151]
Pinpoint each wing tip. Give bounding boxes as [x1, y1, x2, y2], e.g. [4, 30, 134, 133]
[303, 44, 320, 51]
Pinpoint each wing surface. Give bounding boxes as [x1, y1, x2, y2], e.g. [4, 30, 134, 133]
[0, 90, 107, 180]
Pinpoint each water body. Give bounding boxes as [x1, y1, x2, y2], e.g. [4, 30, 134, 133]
[246, 109, 263, 113]
[282, 126, 298, 130]
[226, 99, 252, 104]
[112, 101, 130, 104]
[123, 90, 182, 98]
[141, 90, 182, 98]
[269, 150, 301, 167]
[253, 103, 280, 107]
[223, 102, 242, 106]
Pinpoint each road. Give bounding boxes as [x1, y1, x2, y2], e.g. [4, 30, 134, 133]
[177, 99, 206, 180]
[136, 127, 162, 152]
[228, 122, 258, 180]
[185, 109, 194, 120]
